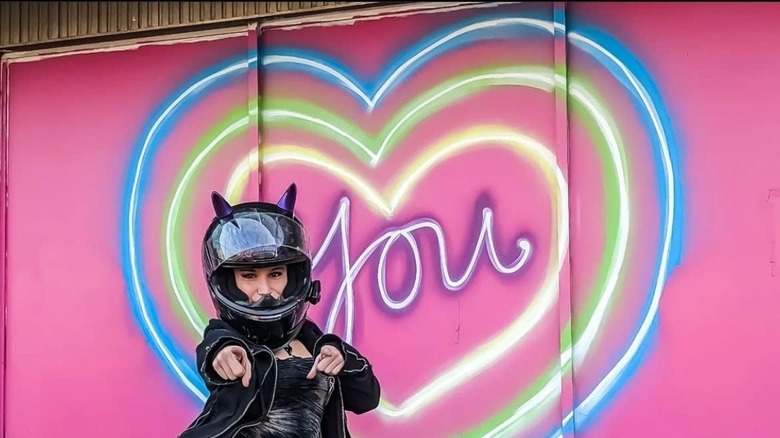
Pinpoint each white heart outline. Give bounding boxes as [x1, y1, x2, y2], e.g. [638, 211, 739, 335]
[122, 11, 680, 438]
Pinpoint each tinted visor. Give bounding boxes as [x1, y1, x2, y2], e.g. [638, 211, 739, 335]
[203, 211, 311, 274]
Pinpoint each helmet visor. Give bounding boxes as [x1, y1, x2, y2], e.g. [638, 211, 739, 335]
[203, 211, 311, 274]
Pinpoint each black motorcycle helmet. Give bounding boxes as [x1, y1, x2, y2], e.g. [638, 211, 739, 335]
[201, 183, 321, 350]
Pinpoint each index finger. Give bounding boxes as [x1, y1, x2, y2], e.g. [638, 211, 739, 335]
[241, 358, 252, 388]
[307, 354, 322, 379]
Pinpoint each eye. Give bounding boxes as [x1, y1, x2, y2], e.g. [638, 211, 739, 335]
[241, 273, 257, 279]
[269, 271, 282, 278]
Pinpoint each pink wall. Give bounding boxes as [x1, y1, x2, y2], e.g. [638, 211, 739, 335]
[3, 33, 260, 437]
[567, 3, 780, 437]
[2, 2, 779, 437]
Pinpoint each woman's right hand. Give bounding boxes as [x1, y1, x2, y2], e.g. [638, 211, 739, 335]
[212, 345, 252, 387]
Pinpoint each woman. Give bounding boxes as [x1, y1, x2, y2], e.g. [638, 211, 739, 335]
[179, 183, 381, 438]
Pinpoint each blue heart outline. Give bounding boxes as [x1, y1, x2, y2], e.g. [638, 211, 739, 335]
[119, 6, 684, 436]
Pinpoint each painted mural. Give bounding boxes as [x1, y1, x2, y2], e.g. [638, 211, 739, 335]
[7, 2, 780, 438]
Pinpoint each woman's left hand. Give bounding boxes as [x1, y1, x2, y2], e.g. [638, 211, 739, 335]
[307, 345, 344, 379]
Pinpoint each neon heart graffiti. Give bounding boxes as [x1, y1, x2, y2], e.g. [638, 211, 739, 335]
[163, 38, 627, 431]
[120, 12, 683, 438]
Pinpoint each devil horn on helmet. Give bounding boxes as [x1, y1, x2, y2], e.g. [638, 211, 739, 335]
[211, 191, 234, 219]
[276, 183, 297, 215]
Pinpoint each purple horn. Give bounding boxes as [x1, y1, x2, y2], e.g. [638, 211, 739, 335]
[277, 183, 297, 214]
[211, 191, 234, 219]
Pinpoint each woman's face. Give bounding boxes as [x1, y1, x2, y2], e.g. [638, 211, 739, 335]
[233, 265, 288, 302]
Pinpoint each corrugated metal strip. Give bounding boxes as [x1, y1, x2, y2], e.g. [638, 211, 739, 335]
[0, 2, 377, 49]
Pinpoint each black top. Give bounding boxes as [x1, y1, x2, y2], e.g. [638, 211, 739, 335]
[179, 318, 381, 438]
[238, 357, 333, 438]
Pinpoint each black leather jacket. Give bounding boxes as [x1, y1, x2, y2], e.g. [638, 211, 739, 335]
[178, 318, 381, 438]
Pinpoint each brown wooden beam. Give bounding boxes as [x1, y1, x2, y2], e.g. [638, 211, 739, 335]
[0, 1, 389, 50]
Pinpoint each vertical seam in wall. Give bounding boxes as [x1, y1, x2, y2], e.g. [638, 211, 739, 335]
[0, 55, 8, 438]
[256, 21, 266, 201]
[246, 23, 260, 202]
[553, 2, 576, 437]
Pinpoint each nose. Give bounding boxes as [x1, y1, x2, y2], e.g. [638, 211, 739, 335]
[251, 280, 281, 302]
